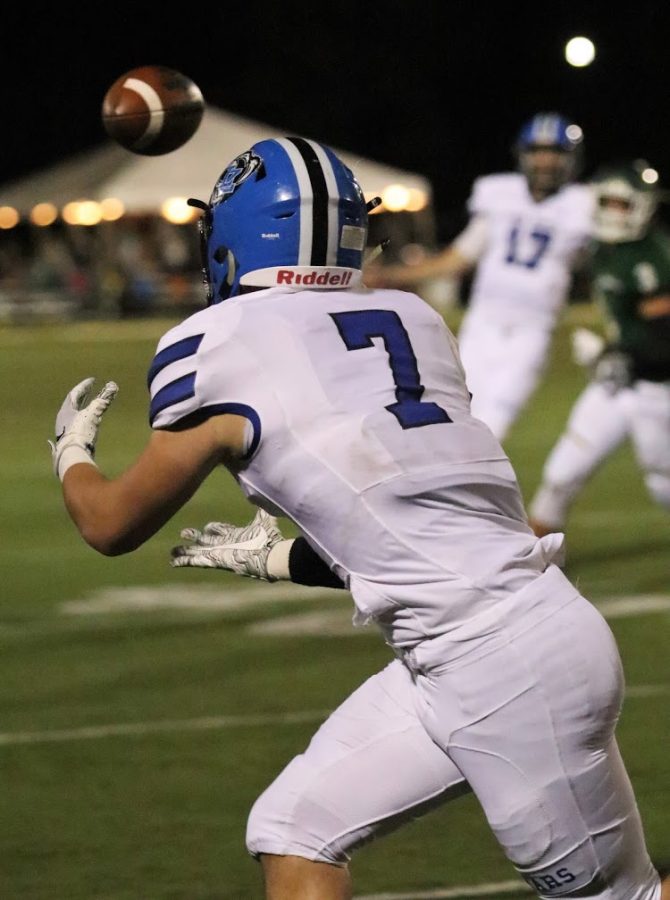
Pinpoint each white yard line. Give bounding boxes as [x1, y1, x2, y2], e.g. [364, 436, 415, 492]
[58, 585, 670, 623]
[0, 683, 666, 748]
[355, 880, 532, 899]
[249, 608, 359, 636]
[595, 595, 670, 617]
[61, 583, 341, 615]
[0, 709, 329, 747]
[625, 683, 670, 698]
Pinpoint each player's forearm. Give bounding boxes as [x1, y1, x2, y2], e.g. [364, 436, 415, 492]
[639, 293, 670, 318]
[62, 464, 154, 556]
[62, 459, 209, 557]
[381, 246, 472, 286]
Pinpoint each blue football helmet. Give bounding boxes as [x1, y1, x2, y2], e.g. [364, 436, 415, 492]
[189, 137, 369, 304]
[515, 112, 584, 195]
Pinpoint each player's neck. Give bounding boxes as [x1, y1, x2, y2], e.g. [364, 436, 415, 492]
[529, 186, 558, 203]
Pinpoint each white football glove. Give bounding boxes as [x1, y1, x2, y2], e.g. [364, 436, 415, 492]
[593, 349, 633, 394]
[571, 327, 605, 367]
[50, 377, 118, 481]
[170, 508, 292, 581]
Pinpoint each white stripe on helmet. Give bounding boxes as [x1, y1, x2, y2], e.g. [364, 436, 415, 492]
[304, 138, 340, 265]
[275, 138, 314, 266]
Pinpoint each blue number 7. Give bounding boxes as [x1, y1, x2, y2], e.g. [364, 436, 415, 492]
[330, 309, 452, 429]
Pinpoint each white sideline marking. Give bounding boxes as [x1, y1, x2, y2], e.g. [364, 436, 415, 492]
[0, 709, 329, 747]
[249, 609, 359, 636]
[625, 683, 670, 698]
[249, 598, 670, 636]
[61, 583, 341, 615]
[595, 595, 670, 617]
[356, 881, 532, 899]
[0, 684, 666, 749]
[60, 585, 670, 629]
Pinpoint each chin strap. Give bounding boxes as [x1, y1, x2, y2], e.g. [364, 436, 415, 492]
[363, 196, 389, 264]
[364, 238, 390, 265]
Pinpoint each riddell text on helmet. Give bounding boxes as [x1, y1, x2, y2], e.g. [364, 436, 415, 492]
[276, 269, 354, 286]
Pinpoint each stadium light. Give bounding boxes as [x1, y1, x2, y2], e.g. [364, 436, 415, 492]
[100, 198, 125, 221]
[30, 203, 58, 227]
[405, 189, 429, 212]
[62, 201, 101, 226]
[161, 197, 197, 224]
[381, 184, 412, 212]
[0, 206, 20, 229]
[565, 36, 596, 68]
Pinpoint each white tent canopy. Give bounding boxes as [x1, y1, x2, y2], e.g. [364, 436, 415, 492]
[0, 105, 431, 215]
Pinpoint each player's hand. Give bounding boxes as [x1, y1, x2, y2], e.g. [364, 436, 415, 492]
[171, 508, 288, 581]
[593, 349, 632, 394]
[50, 378, 119, 480]
[571, 327, 605, 367]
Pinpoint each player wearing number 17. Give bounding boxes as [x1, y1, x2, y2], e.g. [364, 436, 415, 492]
[366, 112, 594, 441]
[51, 138, 668, 899]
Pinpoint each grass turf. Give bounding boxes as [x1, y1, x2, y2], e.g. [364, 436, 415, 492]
[0, 306, 668, 899]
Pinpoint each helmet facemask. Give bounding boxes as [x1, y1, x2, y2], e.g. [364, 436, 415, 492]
[515, 113, 583, 198]
[592, 166, 658, 243]
[518, 146, 578, 196]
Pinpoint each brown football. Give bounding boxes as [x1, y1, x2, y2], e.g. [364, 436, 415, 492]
[102, 65, 204, 155]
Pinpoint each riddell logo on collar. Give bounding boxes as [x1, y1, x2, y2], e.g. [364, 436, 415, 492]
[277, 269, 354, 286]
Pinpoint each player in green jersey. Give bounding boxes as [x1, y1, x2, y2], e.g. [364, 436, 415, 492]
[529, 160, 670, 536]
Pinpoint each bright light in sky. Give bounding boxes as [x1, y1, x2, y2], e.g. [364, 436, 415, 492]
[642, 167, 659, 185]
[565, 36, 596, 68]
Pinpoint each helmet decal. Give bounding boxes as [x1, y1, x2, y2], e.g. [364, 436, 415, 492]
[211, 151, 263, 206]
[516, 112, 583, 152]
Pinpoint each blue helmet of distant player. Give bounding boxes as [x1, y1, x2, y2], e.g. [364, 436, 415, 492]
[515, 112, 584, 196]
[189, 137, 370, 304]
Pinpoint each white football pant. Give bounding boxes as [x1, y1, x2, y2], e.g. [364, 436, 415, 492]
[246, 567, 661, 899]
[530, 380, 670, 528]
[457, 314, 553, 442]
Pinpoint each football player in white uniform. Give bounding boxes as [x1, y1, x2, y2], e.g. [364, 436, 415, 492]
[367, 112, 595, 441]
[51, 138, 667, 900]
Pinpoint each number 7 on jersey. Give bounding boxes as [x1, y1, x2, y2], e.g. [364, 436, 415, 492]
[330, 309, 452, 429]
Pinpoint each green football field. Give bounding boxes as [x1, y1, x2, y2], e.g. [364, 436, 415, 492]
[1, 306, 668, 900]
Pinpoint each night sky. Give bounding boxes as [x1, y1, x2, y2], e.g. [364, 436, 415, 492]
[4, 1, 670, 238]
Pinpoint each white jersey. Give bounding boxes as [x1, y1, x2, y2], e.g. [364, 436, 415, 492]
[455, 173, 594, 327]
[149, 285, 560, 648]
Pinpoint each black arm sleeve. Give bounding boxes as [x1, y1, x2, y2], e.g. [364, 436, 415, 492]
[288, 537, 346, 589]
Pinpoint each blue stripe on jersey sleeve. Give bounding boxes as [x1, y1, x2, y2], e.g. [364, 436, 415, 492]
[147, 334, 204, 389]
[152, 402, 262, 459]
[211, 403, 261, 458]
[149, 372, 197, 424]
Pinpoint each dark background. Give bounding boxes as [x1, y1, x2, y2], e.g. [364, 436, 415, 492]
[4, 1, 670, 238]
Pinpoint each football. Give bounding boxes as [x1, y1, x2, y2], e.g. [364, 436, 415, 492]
[102, 65, 205, 156]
